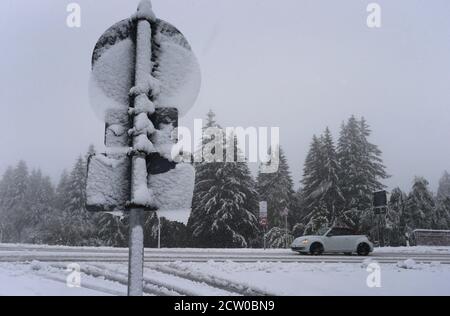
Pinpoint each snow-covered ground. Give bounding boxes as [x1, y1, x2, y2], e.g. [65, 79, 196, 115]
[0, 258, 449, 296]
[0, 262, 123, 296]
[172, 260, 450, 296]
[374, 246, 450, 255]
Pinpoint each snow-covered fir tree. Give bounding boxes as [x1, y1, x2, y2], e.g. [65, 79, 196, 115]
[0, 161, 29, 242]
[319, 128, 345, 222]
[58, 156, 95, 246]
[257, 146, 294, 229]
[95, 213, 128, 247]
[386, 187, 408, 246]
[188, 111, 260, 248]
[437, 171, 450, 202]
[301, 135, 324, 213]
[303, 200, 330, 235]
[265, 227, 293, 248]
[404, 177, 435, 230]
[144, 213, 190, 248]
[433, 198, 450, 230]
[23, 169, 56, 243]
[300, 129, 344, 233]
[338, 116, 388, 229]
[0, 167, 14, 242]
[435, 171, 450, 229]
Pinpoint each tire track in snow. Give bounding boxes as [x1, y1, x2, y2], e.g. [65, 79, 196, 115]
[50, 263, 178, 296]
[89, 264, 209, 296]
[34, 271, 126, 296]
[148, 263, 274, 296]
[94, 264, 234, 296]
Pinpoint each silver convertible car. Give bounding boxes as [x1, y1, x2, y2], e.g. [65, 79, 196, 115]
[291, 227, 374, 256]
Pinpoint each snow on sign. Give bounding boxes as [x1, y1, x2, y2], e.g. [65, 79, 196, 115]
[86, 1, 200, 215]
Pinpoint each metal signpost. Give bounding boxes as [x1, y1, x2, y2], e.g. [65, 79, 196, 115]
[86, 0, 200, 296]
[373, 190, 388, 247]
[281, 207, 289, 249]
[259, 201, 268, 249]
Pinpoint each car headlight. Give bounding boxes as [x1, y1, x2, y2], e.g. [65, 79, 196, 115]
[302, 239, 309, 245]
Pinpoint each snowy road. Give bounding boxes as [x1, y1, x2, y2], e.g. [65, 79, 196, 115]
[0, 245, 450, 296]
[1, 244, 450, 264]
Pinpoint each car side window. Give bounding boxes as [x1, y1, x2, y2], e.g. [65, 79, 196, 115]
[341, 228, 352, 236]
[329, 228, 352, 236]
[329, 228, 341, 236]
[336, 228, 345, 236]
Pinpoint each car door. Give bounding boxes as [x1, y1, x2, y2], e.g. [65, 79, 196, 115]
[326, 228, 347, 252]
[339, 228, 355, 252]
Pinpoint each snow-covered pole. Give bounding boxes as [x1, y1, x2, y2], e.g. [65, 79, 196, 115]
[157, 214, 161, 249]
[87, 0, 200, 296]
[285, 214, 288, 249]
[128, 0, 157, 297]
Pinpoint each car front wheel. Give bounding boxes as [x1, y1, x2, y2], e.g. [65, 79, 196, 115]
[310, 243, 324, 256]
[357, 243, 371, 256]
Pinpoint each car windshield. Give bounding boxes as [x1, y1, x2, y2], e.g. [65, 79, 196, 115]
[317, 227, 330, 236]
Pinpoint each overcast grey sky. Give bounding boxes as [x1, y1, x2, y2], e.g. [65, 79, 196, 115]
[0, 0, 449, 192]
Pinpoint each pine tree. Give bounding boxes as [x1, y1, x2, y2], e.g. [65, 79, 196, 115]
[0, 161, 29, 242]
[0, 164, 60, 244]
[257, 146, 294, 229]
[23, 170, 56, 243]
[435, 172, 450, 228]
[95, 213, 128, 247]
[319, 128, 345, 222]
[58, 157, 95, 246]
[437, 171, 450, 202]
[188, 110, 224, 244]
[434, 198, 450, 230]
[144, 213, 190, 248]
[404, 177, 435, 230]
[338, 116, 388, 229]
[301, 135, 324, 214]
[265, 227, 293, 248]
[386, 187, 408, 246]
[0, 167, 14, 242]
[300, 129, 344, 233]
[55, 170, 70, 210]
[304, 200, 330, 235]
[188, 112, 260, 248]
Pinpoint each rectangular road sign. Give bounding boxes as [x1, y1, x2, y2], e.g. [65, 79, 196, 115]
[259, 201, 268, 218]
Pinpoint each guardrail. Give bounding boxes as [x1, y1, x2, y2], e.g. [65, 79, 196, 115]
[413, 230, 450, 246]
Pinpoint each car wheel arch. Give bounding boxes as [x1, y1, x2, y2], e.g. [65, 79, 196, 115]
[310, 242, 324, 255]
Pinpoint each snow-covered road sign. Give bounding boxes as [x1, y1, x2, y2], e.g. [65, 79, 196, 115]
[86, 0, 200, 214]
[86, 1, 200, 296]
[373, 190, 388, 209]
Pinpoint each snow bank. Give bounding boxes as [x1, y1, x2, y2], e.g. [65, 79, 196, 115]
[397, 259, 417, 270]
